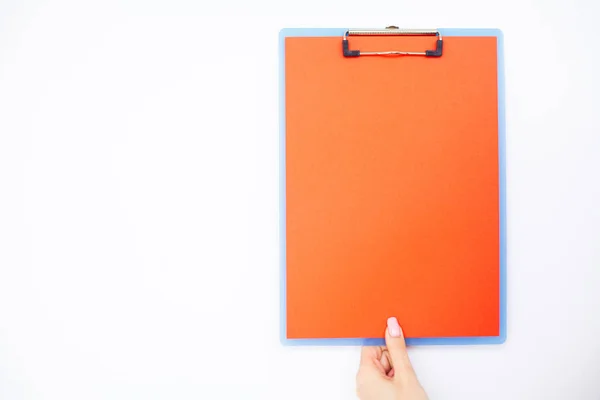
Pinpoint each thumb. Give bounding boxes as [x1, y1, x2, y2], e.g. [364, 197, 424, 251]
[385, 317, 416, 379]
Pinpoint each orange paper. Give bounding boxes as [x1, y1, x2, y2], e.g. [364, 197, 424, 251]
[285, 35, 500, 339]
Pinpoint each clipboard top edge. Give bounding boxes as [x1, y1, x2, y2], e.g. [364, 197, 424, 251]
[279, 27, 503, 39]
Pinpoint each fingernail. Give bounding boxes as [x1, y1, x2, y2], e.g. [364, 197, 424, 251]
[387, 317, 402, 338]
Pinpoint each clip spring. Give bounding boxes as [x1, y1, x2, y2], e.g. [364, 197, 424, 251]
[342, 26, 443, 58]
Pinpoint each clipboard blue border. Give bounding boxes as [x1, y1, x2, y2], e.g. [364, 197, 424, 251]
[279, 28, 507, 346]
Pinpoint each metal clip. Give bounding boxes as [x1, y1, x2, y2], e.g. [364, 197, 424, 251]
[342, 26, 443, 58]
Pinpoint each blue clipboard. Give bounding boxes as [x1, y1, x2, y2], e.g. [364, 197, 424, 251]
[279, 27, 507, 346]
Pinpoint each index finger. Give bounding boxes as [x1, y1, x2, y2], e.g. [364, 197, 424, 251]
[360, 345, 385, 366]
[358, 345, 387, 378]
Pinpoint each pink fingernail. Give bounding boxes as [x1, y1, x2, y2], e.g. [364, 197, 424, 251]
[387, 317, 402, 338]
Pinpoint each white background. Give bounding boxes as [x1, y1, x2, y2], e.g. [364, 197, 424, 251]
[1, 0, 599, 399]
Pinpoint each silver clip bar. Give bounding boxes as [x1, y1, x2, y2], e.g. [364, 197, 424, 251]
[342, 26, 443, 58]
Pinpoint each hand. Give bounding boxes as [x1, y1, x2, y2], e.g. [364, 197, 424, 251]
[356, 317, 428, 400]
